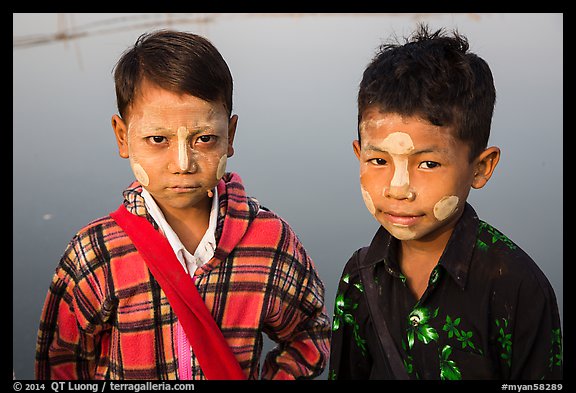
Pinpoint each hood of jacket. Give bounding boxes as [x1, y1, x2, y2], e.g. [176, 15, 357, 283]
[121, 172, 261, 276]
[200, 172, 261, 274]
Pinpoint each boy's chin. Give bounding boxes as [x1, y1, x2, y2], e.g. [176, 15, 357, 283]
[379, 222, 418, 241]
[156, 192, 213, 211]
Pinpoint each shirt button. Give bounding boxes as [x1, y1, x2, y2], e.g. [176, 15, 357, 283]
[429, 268, 439, 284]
[410, 315, 421, 327]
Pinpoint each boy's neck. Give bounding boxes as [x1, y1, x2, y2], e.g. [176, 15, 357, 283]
[158, 197, 212, 254]
[397, 225, 455, 301]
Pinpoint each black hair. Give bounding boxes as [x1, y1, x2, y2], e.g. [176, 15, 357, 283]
[358, 23, 496, 161]
[113, 29, 233, 120]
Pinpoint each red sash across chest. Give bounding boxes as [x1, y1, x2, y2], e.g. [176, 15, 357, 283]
[110, 204, 246, 380]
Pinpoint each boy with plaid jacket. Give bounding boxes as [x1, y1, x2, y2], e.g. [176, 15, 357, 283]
[35, 29, 330, 380]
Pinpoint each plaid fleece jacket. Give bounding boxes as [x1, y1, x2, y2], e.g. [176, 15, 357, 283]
[35, 172, 330, 380]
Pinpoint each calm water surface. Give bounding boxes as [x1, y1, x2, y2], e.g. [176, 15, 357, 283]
[13, 13, 563, 379]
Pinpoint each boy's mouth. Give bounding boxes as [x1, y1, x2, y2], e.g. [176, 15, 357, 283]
[384, 212, 422, 227]
[167, 185, 202, 193]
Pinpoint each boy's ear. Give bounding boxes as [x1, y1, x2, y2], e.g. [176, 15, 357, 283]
[111, 114, 130, 159]
[227, 114, 238, 158]
[472, 146, 501, 189]
[353, 139, 361, 160]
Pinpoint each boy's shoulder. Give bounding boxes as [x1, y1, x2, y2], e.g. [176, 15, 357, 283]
[64, 211, 130, 260]
[57, 213, 128, 274]
[340, 246, 369, 279]
[474, 219, 534, 269]
[247, 196, 293, 230]
[451, 204, 542, 281]
[72, 212, 122, 239]
[473, 219, 555, 296]
[475, 220, 521, 255]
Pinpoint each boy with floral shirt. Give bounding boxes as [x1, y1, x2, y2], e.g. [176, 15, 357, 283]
[328, 23, 562, 380]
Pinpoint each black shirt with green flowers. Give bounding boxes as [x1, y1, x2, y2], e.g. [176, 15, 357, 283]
[329, 203, 562, 380]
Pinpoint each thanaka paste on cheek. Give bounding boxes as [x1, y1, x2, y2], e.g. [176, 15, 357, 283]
[360, 185, 376, 216]
[217, 154, 227, 180]
[361, 183, 416, 239]
[126, 125, 150, 187]
[433, 195, 459, 221]
[131, 162, 150, 187]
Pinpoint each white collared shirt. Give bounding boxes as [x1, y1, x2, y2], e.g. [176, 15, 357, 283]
[141, 187, 218, 277]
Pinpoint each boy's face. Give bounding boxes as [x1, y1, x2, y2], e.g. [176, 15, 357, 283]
[353, 109, 499, 242]
[112, 79, 237, 214]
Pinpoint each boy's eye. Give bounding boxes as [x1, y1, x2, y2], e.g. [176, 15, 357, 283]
[369, 158, 387, 166]
[419, 161, 440, 169]
[197, 135, 215, 143]
[149, 136, 166, 144]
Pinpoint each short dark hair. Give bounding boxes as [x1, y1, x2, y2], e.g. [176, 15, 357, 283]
[357, 23, 496, 161]
[113, 29, 233, 119]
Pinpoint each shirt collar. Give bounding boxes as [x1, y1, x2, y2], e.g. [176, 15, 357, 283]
[362, 202, 479, 290]
[140, 187, 219, 274]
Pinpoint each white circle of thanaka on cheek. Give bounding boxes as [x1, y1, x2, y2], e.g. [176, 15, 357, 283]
[360, 186, 376, 216]
[217, 155, 227, 180]
[433, 195, 459, 221]
[131, 162, 150, 187]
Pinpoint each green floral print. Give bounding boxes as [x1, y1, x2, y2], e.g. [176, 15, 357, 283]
[401, 338, 416, 377]
[443, 315, 482, 354]
[332, 274, 367, 356]
[407, 307, 439, 349]
[477, 221, 517, 250]
[443, 315, 460, 338]
[476, 238, 489, 252]
[439, 345, 462, 380]
[328, 369, 336, 380]
[549, 328, 562, 370]
[496, 318, 512, 367]
[404, 308, 488, 379]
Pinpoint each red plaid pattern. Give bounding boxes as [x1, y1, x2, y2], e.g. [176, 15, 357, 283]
[35, 172, 330, 380]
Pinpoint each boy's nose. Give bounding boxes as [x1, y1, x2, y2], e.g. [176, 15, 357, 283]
[174, 126, 198, 173]
[383, 156, 416, 200]
[178, 146, 192, 172]
[168, 145, 198, 173]
[384, 183, 416, 201]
